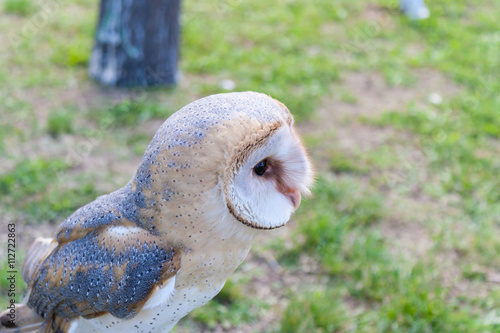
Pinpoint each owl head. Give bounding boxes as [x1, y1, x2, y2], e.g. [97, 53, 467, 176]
[133, 92, 314, 231]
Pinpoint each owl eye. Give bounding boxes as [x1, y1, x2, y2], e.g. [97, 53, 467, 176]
[253, 159, 268, 176]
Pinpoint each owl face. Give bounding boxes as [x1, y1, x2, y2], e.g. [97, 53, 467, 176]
[132, 91, 313, 234]
[226, 123, 313, 229]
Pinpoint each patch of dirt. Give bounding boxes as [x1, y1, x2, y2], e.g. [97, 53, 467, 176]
[380, 217, 433, 261]
[361, 3, 399, 30]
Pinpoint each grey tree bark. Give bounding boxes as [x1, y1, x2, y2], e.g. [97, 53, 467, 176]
[89, 0, 181, 87]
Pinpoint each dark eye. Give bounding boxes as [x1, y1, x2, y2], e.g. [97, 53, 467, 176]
[253, 159, 268, 176]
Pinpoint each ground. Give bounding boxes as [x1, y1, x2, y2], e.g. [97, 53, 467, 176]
[1, 0, 500, 332]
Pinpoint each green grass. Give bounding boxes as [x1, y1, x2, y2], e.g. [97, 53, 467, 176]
[281, 289, 349, 333]
[289, 177, 392, 302]
[51, 36, 92, 67]
[3, 0, 35, 16]
[90, 98, 174, 128]
[0, 158, 70, 199]
[329, 148, 369, 174]
[47, 108, 75, 137]
[2, 0, 500, 331]
[0, 158, 100, 223]
[278, 176, 487, 332]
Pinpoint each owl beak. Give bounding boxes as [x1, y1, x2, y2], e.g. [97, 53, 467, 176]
[286, 189, 301, 210]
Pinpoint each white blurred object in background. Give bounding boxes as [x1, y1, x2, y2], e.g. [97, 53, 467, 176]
[400, 0, 430, 20]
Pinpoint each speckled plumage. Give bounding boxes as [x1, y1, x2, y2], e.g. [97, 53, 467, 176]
[0, 92, 314, 333]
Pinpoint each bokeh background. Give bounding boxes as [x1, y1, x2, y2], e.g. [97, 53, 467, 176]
[1, 0, 500, 332]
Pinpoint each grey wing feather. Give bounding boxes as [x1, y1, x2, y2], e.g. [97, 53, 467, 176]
[27, 226, 180, 322]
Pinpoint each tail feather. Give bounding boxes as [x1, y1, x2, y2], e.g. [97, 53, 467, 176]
[22, 238, 56, 284]
[1, 238, 56, 333]
[0, 304, 43, 333]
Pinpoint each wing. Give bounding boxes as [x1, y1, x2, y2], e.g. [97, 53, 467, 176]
[26, 225, 181, 324]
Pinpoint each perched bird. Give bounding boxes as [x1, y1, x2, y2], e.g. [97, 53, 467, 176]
[0, 92, 314, 333]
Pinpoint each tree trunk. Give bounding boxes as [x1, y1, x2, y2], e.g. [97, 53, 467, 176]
[89, 0, 181, 87]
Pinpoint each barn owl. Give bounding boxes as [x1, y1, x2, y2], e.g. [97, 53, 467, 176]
[0, 92, 314, 333]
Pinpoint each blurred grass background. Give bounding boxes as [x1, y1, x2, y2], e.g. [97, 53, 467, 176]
[1, 0, 500, 332]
